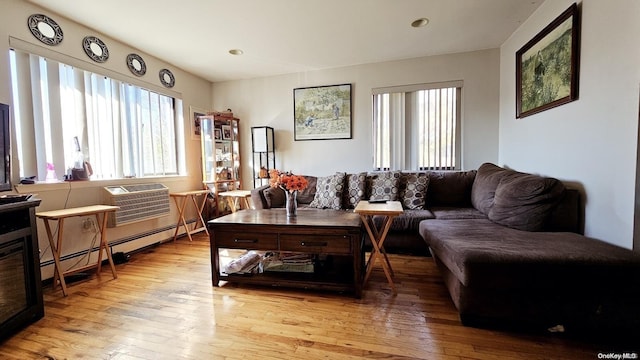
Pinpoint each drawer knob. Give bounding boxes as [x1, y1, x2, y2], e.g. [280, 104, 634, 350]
[234, 239, 258, 243]
[300, 241, 327, 247]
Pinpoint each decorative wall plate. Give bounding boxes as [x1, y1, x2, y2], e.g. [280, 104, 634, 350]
[159, 69, 175, 88]
[27, 14, 64, 46]
[126, 53, 146, 76]
[82, 36, 109, 63]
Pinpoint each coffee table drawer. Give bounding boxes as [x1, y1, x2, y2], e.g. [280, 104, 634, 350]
[280, 234, 352, 254]
[215, 231, 278, 250]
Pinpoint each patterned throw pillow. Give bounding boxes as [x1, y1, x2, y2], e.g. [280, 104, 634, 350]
[399, 172, 429, 209]
[342, 172, 367, 209]
[309, 172, 346, 210]
[368, 171, 401, 201]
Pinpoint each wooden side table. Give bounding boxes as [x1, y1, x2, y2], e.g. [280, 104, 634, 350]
[170, 190, 210, 242]
[218, 190, 252, 213]
[354, 200, 404, 294]
[36, 205, 119, 296]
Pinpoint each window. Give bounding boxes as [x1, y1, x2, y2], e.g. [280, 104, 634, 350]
[9, 49, 182, 180]
[372, 81, 462, 171]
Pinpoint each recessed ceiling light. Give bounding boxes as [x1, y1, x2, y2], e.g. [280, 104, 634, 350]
[229, 49, 244, 55]
[411, 18, 429, 28]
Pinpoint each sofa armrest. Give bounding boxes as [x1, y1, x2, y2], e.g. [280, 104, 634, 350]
[251, 185, 271, 209]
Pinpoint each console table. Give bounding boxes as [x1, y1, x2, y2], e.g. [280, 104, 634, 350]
[209, 209, 364, 297]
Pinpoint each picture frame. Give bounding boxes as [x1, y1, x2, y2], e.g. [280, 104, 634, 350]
[214, 128, 222, 140]
[190, 106, 207, 140]
[516, 3, 580, 118]
[293, 83, 352, 141]
[221, 124, 232, 140]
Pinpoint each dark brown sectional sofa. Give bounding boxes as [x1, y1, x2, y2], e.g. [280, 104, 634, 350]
[250, 163, 640, 335]
[420, 163, 640, 335]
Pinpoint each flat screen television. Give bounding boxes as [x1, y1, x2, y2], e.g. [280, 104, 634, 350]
[1, 103, 10, 191]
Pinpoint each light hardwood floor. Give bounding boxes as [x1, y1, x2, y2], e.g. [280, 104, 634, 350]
[0, 233, 630, 359]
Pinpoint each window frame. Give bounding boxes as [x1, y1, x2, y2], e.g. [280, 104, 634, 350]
[8, 38, 185, 182]
[372, 81, 462, 171]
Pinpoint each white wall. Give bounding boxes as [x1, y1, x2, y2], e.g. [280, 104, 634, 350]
[499, 0, 640, 249]
[212, 49, 500, 183]
[0, 1, 213, 279]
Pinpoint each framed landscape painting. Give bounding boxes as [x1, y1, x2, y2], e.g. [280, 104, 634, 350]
[293, 83, 352, 141]
[516, 3, 580, 118]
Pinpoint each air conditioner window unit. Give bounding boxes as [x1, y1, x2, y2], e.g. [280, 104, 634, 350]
[104, 183, 170, 227]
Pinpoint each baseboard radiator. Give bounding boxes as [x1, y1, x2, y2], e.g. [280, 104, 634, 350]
[104, 183, 170, 227]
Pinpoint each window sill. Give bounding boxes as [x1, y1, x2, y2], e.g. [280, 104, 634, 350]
[14, 175, 189, 194]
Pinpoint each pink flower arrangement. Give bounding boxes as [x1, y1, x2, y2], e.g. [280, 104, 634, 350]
[269, 169, 308, 193]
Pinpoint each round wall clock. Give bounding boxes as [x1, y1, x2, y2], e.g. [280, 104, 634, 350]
[27, 14, 64, 46]
[82, 36, 109, 63]
[159, 69, 175, 88]
[126, 53, 146, 76]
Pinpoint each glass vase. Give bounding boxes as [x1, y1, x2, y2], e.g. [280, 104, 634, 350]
[285, 190, 297, 217]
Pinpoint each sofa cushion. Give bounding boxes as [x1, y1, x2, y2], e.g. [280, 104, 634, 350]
[373, 209, 435, 231]
[309, 172, 346, 210]
[419, 218, 640, 289]
[399, 172, 429, 210]
[264, 186, 285, 208]
[368, 171, 402, 201]
[430, 206, 486, 220]
[427, 170, 476, 207]
[342, 172, 367, 209]
[471, 163, 513, 214]
[296, 175, 317, 204]
[488, 173, 566, 231]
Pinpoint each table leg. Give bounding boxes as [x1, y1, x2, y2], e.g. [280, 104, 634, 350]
[191, 194, 210, 236]
[172, 196, 190, 241]
[43, 218, 68, 296]
[364, 217, 394, 277]
[362, 216, 394, 280]
[375, 216, 396, 278]
[361, 214, 397, 294]
[225, 196, 236, 212]
[362, 216, 379, 280]
[241, 196, 251, 210]
[95, 212, 118, 279]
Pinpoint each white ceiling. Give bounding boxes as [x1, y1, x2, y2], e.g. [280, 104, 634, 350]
[28, 0, 542, 83]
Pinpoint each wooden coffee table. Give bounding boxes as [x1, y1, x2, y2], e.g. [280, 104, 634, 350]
[208, 209, 364, 297]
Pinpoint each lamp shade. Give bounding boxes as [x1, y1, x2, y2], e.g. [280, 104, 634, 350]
[252, 126, 274, 152]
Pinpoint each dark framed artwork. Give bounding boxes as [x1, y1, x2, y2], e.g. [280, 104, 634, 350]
[516, 3, 580, 118]
[293, 83, 352, 140]
[221, 125, 232, 140]
[190, 106, 206, 140]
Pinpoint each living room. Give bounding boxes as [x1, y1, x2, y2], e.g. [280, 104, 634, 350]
[0, 0, 639, 358]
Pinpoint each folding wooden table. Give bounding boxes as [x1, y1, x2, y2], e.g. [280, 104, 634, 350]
[170, 190, 210, 242]
[36, 205, 119, 296]
[218, 189, 252, 213]
[354, 200, 404, 294]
